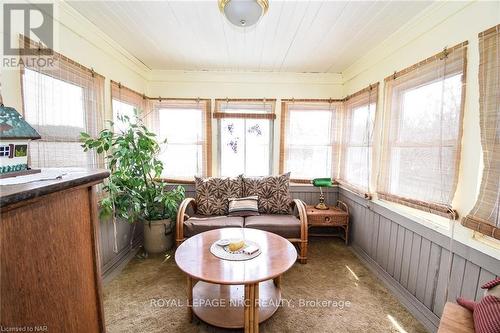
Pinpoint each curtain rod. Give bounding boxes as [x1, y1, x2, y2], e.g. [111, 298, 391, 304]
[20, 35, 105, 79]
[111, 81, 210, 102]
[148, 97, 210, 102]
[343, 82, 380, 101]
[214, 98, 277, 102]
[384, 41, 468, 82]
[280, 98, 344, 103]
[479, 23, 500, 38]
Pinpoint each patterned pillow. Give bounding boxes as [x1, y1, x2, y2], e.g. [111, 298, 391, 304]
[195, 176, 243, 216]
[228, 196, 260, 217]
[242, 173, 292, 214]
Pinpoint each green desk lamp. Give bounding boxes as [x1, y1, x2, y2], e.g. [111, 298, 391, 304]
[311, 178, 333, 210]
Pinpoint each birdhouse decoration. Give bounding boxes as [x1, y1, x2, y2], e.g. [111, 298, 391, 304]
[0, 104, 41, 178]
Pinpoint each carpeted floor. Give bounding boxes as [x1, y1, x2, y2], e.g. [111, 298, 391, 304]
[103, 238, 428, 333]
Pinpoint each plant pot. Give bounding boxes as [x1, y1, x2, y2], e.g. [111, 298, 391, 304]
[143, 219, 174, 254]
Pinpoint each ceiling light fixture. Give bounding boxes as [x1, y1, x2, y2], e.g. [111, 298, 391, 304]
[218, 0, 269, 28]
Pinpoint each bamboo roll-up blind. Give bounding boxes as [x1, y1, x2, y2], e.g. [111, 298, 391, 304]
[145, 99, 212, 178]
[110, 81, 147, 113]
[279, 100, 343, 181]
[213, 99, 276, 119]
[377, 42, 468, 219]
[19, 35, 105, 169]
[18, 35, 105, 81]
[462, 25, 500, 240]
[338, 84, 379, 197]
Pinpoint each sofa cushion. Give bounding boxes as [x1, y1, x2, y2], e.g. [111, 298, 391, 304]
[244, 214, 300, 239]
[242, 172, 292, 214]
[195, 176, 243, 216]
[183, 215, 244, 237]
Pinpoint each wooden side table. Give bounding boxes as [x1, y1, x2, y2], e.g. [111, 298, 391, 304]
[306, 201, 350, 244]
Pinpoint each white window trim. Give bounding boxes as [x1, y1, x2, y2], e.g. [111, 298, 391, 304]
[217, 118, 274, 177]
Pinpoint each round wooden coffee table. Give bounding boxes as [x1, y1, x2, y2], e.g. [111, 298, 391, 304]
[175, 228, 297, 333]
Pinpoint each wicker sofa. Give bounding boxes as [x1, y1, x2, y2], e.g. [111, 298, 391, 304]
[175, 174, 308, 263]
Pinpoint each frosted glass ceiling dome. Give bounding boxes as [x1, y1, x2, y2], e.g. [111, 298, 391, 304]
[218, 0, 269, 28]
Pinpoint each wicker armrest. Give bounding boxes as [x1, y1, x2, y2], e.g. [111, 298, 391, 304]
[291, 199, 308, 241]
[337, 200, 349, 215]
[291, 199, 308, 263]
[176, 198, 196, 246]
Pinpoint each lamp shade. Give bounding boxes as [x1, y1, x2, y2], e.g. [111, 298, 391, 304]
[312, 178, 332, 187]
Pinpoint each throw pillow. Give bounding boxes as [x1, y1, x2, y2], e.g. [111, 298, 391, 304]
[473, 296, 500, 333]
[484, 277, 500, 298]
[456, 277, 500, 333]
[195, 176, 243, 216]
[228, 196, 260, 217]
[242, 172, 292, 214]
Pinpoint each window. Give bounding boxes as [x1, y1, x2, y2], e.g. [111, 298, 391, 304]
[339, 85, 378, 194]
[0, 145, 10, 157]
[21, 66, 104, 168]
[280, 100, 341, 180]
[377, 42, 467, 218]
[215, 99, 275, 177]
[112, 100, 135, 132]
[219, 118, 272, 176]
[111, 81, 147, 132]
[463, 25, 500, 240]
[147, 100, 211, 179]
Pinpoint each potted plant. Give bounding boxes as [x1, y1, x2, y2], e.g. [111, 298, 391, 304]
[80, 113, 185, 254]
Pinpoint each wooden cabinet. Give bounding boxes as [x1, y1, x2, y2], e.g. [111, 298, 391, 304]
[0, 169, 109, 332]
[306, 201, 350, 244]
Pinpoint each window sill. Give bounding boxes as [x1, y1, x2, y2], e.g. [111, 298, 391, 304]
[373, 198, 450, 230]
[159, 177, 195, 185]
[371, 198, 500, 261]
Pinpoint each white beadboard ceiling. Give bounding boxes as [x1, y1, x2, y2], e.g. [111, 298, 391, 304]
[68, 1, 433, 73]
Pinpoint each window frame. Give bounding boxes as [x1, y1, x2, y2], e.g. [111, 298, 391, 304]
[280, 99, 342, 181]
[387, 72, 464, 199]
[148, 99, 212, 181]
[20, 60, 104, 169]
[110, 81, 147, 132]
[217, 117, 274, 177]
[0, 145, 11, 158]
[215, 99, 276, 177]
[111, 99, 136, 132]
[338, 84, 378, 195]
[377, 42, 468, 219]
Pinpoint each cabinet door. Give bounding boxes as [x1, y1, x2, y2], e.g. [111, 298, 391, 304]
[1, 187, 104, 332]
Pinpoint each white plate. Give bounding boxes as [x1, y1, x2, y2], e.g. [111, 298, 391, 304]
[216, 239, 231, 246]
[210, 240, 261, 261]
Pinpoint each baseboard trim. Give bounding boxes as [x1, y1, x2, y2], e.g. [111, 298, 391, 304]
[350, 243, 440, 333]
[102, 236, 143, 285]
